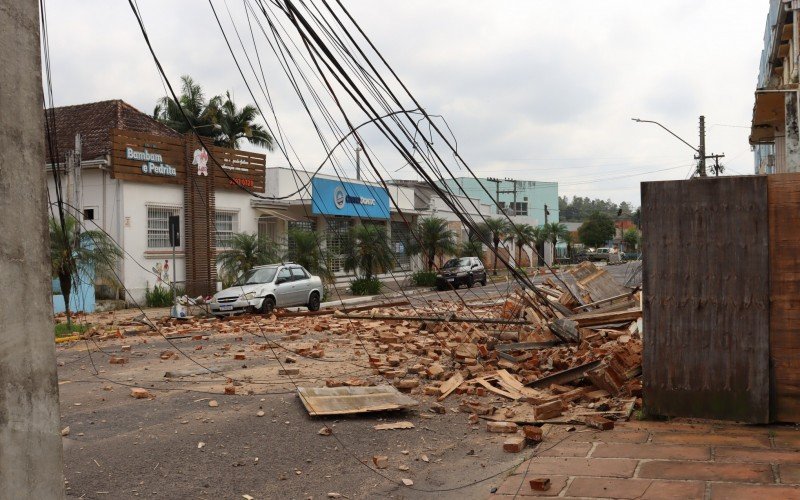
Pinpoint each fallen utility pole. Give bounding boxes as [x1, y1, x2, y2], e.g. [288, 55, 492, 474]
[0, 1, 65, 497]
[336, 312, 530, 325]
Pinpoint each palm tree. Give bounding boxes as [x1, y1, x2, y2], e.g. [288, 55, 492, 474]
[545, 222, 568, 246]
[459, 236, 484, 260]
[343, 224, 393, 280]
[511, 223, 538, 268]
[217, 233, 280, 285]
[287, 229, 332, 283]
[531, 226, 548, 267]
[215, 91, 274, 150]
[482, 217, 511, 275]
[153, 75, 220, 136]
[406, 217, 456, 271]
[50, 215, 122, 329]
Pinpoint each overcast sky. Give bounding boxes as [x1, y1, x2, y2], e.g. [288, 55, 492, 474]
[44, 0, 767, 206]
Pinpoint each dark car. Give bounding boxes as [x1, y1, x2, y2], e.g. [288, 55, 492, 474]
[435, 257, 487, 290]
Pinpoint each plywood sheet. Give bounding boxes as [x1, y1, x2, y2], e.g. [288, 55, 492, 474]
[296, 386, 418, 416]
[642, 176, 770, 423]
[768, 173, 800, 421]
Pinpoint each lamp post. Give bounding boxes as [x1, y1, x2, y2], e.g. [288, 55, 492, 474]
[632, 117, 718, 177]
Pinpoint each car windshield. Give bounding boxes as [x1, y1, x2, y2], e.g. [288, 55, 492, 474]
[235, 267, 277, 285]
[442, 258, 470, 269]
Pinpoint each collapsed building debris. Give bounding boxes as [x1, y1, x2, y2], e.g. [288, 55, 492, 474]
[64, 262, 642, 453]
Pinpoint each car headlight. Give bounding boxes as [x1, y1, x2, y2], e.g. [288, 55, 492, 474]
[210, 296, 218, 304]
[241, 292, 256, 300]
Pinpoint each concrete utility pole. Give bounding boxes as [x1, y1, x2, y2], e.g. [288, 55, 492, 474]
[698, 115, 707, 177]
[0, 1, 65, 498]
[355, 145, 361, 180]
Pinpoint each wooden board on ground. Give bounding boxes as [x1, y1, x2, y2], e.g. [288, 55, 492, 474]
[566, 262, 630, 302]
[437, 372, 464, 401]
[296, 386, 418, 416]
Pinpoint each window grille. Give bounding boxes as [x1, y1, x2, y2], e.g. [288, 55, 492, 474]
[326, 218, 350, 273]
[287, 219, 317, 259]
[147, 206, 180, 248]
[391, 220, 411, 271]
[215, 210, 239, 249]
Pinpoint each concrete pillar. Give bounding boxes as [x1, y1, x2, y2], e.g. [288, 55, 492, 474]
[0, 1, 65, 498]
[785, 91, 800, 172]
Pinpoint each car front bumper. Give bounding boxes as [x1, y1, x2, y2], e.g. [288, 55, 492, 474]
[209, 297, 264, 316]
[436, 274, 468, 288]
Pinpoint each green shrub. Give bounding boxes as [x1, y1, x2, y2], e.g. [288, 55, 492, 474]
[411, 270, 437, 287]
[54, 322, 90, 338]
[350, 277, 382, 296]
[145, 284, 185, 308]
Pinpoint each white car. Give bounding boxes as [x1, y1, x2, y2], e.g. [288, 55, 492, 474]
[209, 263, 323, 317]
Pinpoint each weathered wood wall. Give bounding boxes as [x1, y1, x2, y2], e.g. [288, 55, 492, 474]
[769, 174, 800, 422]
[642, 176, 771, 423]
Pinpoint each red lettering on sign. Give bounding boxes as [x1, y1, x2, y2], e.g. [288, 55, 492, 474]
[228, 177, 255, 188]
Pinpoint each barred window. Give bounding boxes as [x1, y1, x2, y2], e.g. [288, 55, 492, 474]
[215, 210, 239, 249]
[325, 218, 350, 273]
[391, 220, 411, 271]
[287, 219, 317, 258]
[147, 206, 180, 249]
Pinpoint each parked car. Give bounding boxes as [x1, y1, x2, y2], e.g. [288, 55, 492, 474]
[209, 263, 323, 317]
[435, 257, 487, 290]
[587, 247, 614, 262]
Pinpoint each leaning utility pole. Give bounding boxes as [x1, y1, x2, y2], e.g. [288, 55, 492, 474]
[0, 1, 65, 498]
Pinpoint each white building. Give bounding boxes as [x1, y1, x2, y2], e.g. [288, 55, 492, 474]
[46, 100, 266, 304]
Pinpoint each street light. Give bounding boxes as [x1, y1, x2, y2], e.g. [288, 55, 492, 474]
[631, 118, 698, 153]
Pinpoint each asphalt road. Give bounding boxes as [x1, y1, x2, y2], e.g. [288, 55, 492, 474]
[57, 262, 640, 499]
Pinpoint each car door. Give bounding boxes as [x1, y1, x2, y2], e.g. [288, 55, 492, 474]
[472, 258, 486, 281]
[289, 266, 311, 305]
[273, 267, 294, 307]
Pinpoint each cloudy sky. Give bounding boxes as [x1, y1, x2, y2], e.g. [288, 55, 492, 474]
[45, 0, 767, 206]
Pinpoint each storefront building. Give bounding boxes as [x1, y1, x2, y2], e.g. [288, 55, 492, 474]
[259, 167, 421, 274]
[46, 100, 267, 304]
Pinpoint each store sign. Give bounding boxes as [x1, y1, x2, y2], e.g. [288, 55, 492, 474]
[126, 147, 177, 177]
[311, 177, 389, 219]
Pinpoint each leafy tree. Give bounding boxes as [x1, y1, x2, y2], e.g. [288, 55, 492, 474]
[632, 207, 641, 228]
[50, 215, 122, 329]
[558, 195, 638, 222]
[215, 91, 274, 150]
[406, 217, 456, 271]
[343, 224, 393, 280]
[511, 223, 537, 267]
[623, 228, 641, 251]
[481, 217, 511, 275]
[217, 233, 280, 285]
[153, 75, 220, 136]
[287, 229, 332, 283]
[577, 211, 615, 248]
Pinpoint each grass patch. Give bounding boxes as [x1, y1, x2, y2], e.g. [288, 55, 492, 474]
[54, 322, 90, 338]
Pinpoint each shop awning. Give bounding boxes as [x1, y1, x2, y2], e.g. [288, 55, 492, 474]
[750, 90, 788, 144]
[254, 207, 301, 222]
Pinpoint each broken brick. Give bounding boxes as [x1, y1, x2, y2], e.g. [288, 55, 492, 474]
[529, 478, 551, 491]
[486, 421, 518, 433]
[503, 435, 526, 453]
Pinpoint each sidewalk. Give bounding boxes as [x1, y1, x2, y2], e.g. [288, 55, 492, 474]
[491, 420, 800, 499]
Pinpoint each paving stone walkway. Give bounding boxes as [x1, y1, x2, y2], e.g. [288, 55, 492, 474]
[491, 420, 800, 499]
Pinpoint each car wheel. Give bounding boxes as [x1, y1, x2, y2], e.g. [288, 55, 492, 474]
[307, 291, 321, 312]
[467, 274, 474, 288]
[481, 273, 487, 286]
[260, 296, 276, 315]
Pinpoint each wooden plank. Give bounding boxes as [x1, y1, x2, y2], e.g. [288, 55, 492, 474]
[768, 174, 800, 422]
[526, 360, 602, 389]
[642, 176, 770, 423]
[437, 372, 464, 401]
[569, 308, 641, 327]
[296, 386, 418, 416]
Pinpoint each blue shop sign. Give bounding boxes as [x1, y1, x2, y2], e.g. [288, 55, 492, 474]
[311, 177, 390, 219]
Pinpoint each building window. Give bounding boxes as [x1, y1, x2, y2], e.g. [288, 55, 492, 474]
[391, 220, 411, 271]
[83, 208, 95, 221]
[147, 206, 180, 249]
[258, 215, 280, 243]
[287, 219, 317, 258]
[215, 210, 239, 249]
[497, 201, 528, 216]
[326, 218, 350, 273]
